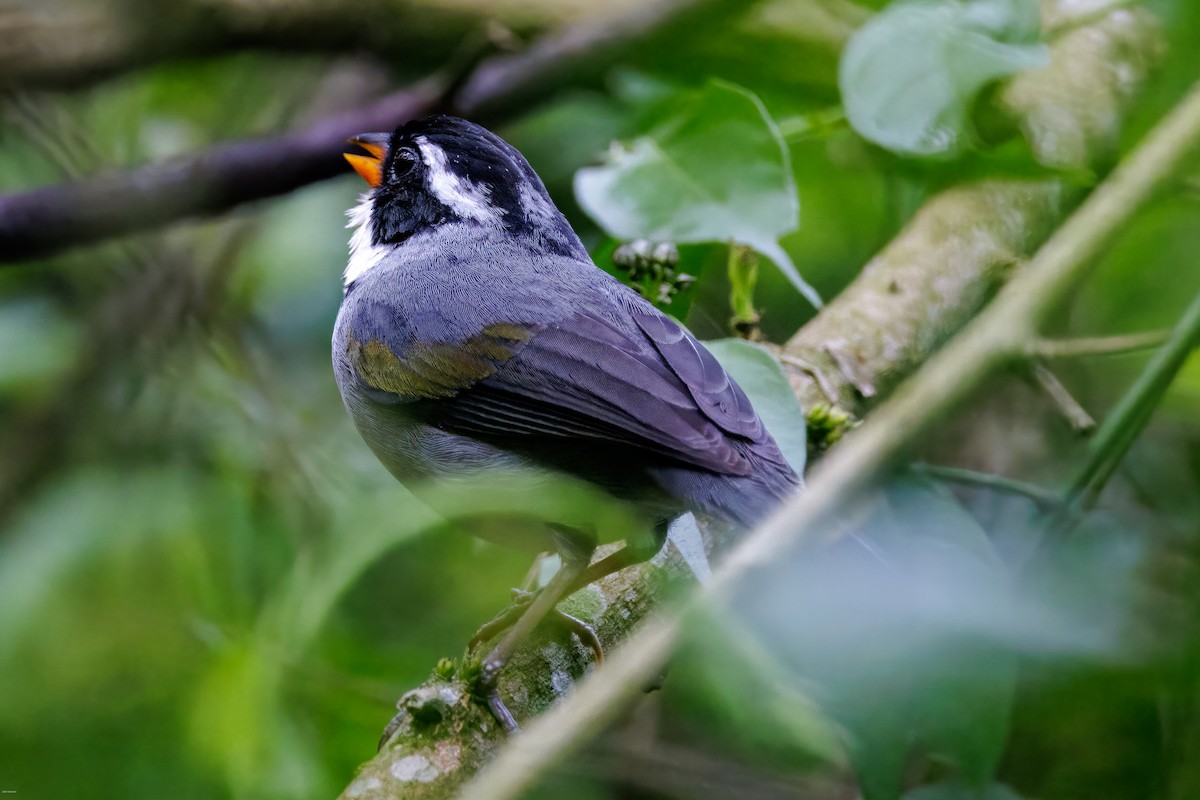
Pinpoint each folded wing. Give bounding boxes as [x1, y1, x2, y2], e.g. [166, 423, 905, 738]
[349, 304, 767, 477]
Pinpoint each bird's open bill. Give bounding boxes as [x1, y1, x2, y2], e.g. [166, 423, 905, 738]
[343, 133, 390, 187]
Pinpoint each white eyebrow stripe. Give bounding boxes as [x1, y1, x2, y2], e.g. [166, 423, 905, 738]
[344, 191, 387, 286]
[518, 180, 558, 224]
[416, 136, 503, 224]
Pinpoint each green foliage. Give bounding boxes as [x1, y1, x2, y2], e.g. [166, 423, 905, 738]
[575, 79, 823, 308]
[434, 657, 457, 681]
[0, 3, 1198, 800]
[840, 0, 1048, 156]
[683, 474, 1139, 800]
[668, 606, 846, 770]
[610, 238, 693, 305]
[0, 298, 78, 394]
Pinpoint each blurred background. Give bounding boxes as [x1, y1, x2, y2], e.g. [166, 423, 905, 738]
[0, 0, 1198, 798]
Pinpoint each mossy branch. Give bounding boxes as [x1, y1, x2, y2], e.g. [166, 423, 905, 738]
[782, 2, 1164, 421]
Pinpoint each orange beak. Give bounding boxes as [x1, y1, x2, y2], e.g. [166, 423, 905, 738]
[343, 133, 390, 188]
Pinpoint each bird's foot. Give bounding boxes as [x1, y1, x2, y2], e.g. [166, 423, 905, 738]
[468, 588, 535, 650]
[466, 587, 604, 734]
[546, 609, 604, 665]
[471, 589, 602, 657]
[378, 710, 404, 751]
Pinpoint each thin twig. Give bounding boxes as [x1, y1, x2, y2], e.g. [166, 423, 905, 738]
[1063, 290, 1200, 512]
[1029, 331, 1169, 359]
[779, 354, 841, 406]
[912, 464, 1062, 510]
[0, 81, 444, 262]
[457, 77, 1200, 800]
[1032, 361, 1097, 433]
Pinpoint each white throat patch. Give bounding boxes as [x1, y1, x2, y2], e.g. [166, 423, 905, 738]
[416, 136, 503, 224]
[344, 191, 386, 286]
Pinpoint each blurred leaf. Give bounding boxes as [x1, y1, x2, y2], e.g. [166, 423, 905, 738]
[835, 479, 1016, 799]
[904, 780, 1028, 800]
[188, 644, 279, 789]
[839, 0, 1048, 156]
[575, 79, 822, 308]
[263, 486, 440, 650]
[668, 605, 845, 770]
[704, 338, 808, 473]
[0, 298, 79, 395]
[724, 474, 1138, 799]
[0, 468, 201, 650]
[188, 642, 319, 800]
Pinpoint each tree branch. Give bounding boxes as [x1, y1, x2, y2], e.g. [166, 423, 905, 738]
[0, 0, 750, 264]
[1031, 361, 1097, 433]
[0, 81, 443, 262]
[782, 2, 1165, 419]
[336, 5, 1168, 799]
[0, 0, 506, 92]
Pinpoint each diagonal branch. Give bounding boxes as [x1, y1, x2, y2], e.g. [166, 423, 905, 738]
[0, 0, 752, 264]
[783, 2, 1165, 419]
[0, 0, 507, 92]
[0, 82, 442, 262]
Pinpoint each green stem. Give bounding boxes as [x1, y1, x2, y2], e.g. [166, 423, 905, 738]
[913, 463, 1062, 510]
[1063, 290, 1200, 511]
[1030, 330, 1168, 359]
[727, 242, 761, 339]
[777, 106, 847, 142]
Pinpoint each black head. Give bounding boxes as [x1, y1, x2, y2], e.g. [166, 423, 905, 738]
[344, 115, 582, 256]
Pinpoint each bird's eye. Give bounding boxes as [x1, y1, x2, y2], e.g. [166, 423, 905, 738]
[391, 147, 419, 181]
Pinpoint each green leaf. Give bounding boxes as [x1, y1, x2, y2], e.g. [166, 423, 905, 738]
[885, 485, 1015, 790]
[575, 79, 821, 308]
[839, 0, 1048, 157]
[704, 338, 808, 473]
[844, 479, 1016, 798]
[667, 604, 846, 770]
[723, 476, 1028, 799]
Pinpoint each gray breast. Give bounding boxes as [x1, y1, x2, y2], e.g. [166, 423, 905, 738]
[332, 307, 534, 485]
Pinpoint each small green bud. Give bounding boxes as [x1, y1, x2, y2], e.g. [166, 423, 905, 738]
[806, 403, 857, 451]
[434, 657, 457, 681]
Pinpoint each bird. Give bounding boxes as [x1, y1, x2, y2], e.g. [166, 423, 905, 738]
[334, 115, 800, 731]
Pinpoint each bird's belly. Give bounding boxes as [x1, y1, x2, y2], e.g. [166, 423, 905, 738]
[348, 396, 532, 482]
[347, 397, 575, 552]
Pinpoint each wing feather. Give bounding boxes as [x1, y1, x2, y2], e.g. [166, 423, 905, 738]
[349, 301, 765, 476]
